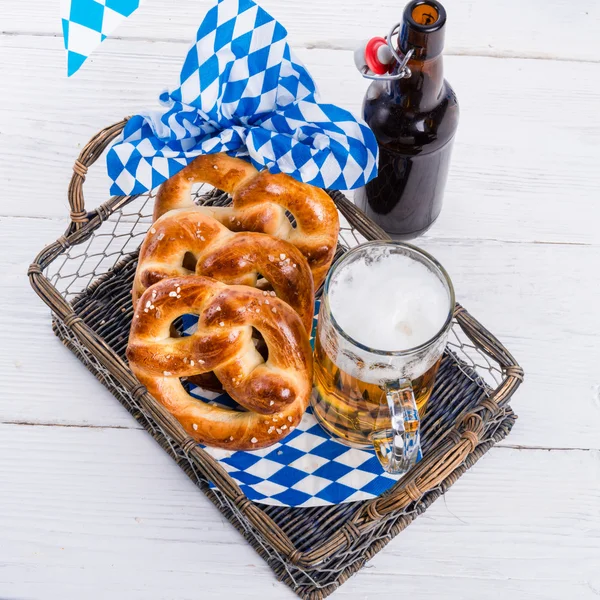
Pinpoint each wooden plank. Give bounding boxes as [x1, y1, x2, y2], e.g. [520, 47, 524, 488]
[0, 216, 143, 428]
[0, 422, 598, 599]
[3, 216, 600, 449]
[1, 36, 599, 244]
[418, 237, 600, 451]
[3, 0, 600, 61]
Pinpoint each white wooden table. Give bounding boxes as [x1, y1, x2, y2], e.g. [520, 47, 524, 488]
[1, 1, 599, 598]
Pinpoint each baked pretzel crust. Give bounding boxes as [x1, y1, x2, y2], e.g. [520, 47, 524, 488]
[127, 276, 313, 450]
[154, 154, 340, 288]
[133, 208, 315, 333]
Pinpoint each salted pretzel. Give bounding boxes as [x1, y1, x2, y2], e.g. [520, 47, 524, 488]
[153, 153, 340, 288]
[127, 276, 313, 450]
[133, 208, 315, 333]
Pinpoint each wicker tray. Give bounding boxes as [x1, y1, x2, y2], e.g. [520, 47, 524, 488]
[28, 120, 524, 599]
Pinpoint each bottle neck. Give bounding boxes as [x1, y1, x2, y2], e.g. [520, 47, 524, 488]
[399, 0, 446, 59]
[397, 54, 444, 112]
[395, 0, 447, 111]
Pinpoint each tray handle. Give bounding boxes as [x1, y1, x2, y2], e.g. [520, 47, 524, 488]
[68, 119, 128, 230]
[294, 303, 523, 567]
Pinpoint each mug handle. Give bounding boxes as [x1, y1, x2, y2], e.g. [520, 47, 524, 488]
[371, 379, 421, 475]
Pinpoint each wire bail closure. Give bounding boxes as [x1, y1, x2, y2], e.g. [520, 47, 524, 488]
[357, 22, 414, 81]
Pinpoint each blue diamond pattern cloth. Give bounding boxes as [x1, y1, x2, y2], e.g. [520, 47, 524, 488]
[106, 0, 379, 196]
[183, 303, 420, 507]
[61, 0, 142, 76]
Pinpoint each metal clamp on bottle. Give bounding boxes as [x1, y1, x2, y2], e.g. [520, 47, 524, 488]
[354, 23, 414, 81]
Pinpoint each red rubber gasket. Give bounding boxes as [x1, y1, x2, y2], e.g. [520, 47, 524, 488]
[365, 37, 389, 75]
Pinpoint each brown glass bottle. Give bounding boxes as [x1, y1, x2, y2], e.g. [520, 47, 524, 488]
[355, 0, 459, 239]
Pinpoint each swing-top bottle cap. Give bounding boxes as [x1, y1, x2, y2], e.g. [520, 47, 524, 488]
[354, 37, 395, 75]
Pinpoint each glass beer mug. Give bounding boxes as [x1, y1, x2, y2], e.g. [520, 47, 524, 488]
[312, 241, 455, 474]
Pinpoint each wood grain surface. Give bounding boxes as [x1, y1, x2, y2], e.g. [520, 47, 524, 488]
[1, 423, 598, 599]
[4, 0, 600, 59]
[2, 37, 599, 244]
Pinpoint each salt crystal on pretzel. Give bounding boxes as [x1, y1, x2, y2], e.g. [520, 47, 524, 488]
[152, 153, 339, 289]
[127, 276, 312, 451]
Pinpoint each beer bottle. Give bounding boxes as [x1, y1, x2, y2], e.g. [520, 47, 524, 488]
[355, 0, 459, 239]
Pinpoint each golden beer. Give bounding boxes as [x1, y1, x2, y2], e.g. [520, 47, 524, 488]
[310, 241, 455, 473]
[312, 335, 442, 446]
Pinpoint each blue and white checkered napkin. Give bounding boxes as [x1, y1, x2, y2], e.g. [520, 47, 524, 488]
[106, 0, 378, 196]
[61, 0, 142, 76]
[183, 304, 413, 508]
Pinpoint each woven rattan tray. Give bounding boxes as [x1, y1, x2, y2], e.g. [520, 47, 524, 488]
[29, 120, 523, 599]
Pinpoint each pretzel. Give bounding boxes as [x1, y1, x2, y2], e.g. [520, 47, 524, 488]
[133, 208, 315, 333]
[153, 153, 340, 288]
[127, 276, 313, 450]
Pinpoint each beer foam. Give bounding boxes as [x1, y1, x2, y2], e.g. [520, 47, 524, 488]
[329, 251, 449, 352]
